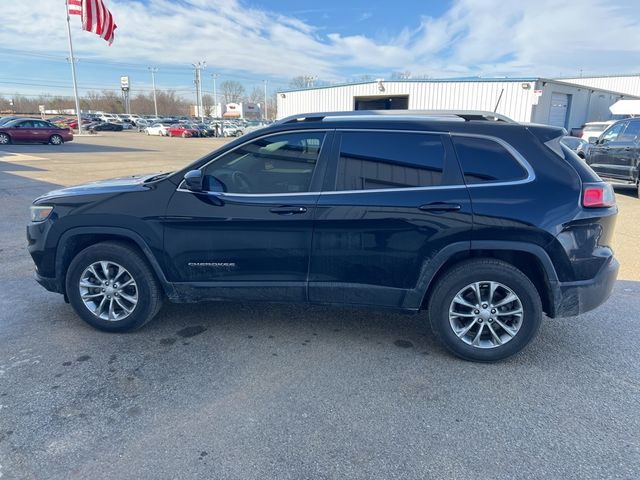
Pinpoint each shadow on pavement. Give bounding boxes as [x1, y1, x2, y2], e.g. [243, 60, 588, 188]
[0, 143, 155, 154]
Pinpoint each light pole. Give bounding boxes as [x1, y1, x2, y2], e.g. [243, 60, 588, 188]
[148, 67, 158, 118]
[192, 61, 206, 122]
[263, 80, 268, 121]
[211, 73, 219, 118]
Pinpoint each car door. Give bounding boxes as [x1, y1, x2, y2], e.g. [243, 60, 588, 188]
[308, 129, 473, 309]
[11, 120, 36, 142]
[588, 121, 627, 179]
[611, 119, 640, 181]
[32, 120, 53, 142]
[163, 129, 332, 303]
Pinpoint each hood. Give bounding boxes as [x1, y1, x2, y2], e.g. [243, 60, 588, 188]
[34, 173, 161, 203]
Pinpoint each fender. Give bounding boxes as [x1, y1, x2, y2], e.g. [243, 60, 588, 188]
[402, 240, 560, 309]
[55, 226, 177, 299]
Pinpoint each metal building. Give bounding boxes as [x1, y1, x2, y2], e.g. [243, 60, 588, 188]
[559, 74, 640, 98]
[277, 78, 636, 130]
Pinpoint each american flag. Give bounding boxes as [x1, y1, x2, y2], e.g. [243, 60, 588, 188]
[67, 0, 117, 45]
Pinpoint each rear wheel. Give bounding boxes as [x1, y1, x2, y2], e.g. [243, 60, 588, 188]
[428, 259, 542, 362]
[65, 242, 163, 332]
[50, 134, 63, 145]
[0, 133, 11, 145]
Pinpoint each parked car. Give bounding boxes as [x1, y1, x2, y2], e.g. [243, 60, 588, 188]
[98, 114, 119, 123]
[66, 118, 93, 129]
[587, 117, 640, 197]
[0, 118, 73, 145]
[167, 124, 199, 138]
[87, 122, 124, 132]
[581, 121, 616, 143]
[560, 136, 589, 159]
[0, 116, 21, 126]
[27, 110, 619, 362]
[222, 123, 243, 137]
[145, 123, 172, 136]
[193, 123, 215, 137]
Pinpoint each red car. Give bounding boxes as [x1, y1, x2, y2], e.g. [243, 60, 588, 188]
[167, 124, 199, 138]
[0, 118, 74, 145]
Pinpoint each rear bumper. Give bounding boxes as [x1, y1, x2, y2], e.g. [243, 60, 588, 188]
[550, 256, 619, 318]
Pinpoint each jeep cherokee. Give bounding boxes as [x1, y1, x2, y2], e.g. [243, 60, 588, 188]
[27, 110, 619, 361]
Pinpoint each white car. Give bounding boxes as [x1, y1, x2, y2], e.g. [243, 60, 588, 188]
[98, 114, 118, 123]
[145, 123, 171, 136]
[581, 120, 616, 143]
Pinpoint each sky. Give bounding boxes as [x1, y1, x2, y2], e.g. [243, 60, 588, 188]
[1, 0, 640, 100]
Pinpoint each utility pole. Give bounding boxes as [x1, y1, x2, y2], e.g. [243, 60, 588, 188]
[263, 80, 268, 121]
[192, 61, 206, 121]
[65, 0, 83, 134]
[148, 67, 158, 117]
[211, 73, 219, 118]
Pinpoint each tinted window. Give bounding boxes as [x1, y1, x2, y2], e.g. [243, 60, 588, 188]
[619, 120, 640, 142]
[600, 122, 626, 143]
[204, 132, 325, 194]
[452, 136, 527, 184]
[16, 120, 35, 128]
[335, 131, 445, 191]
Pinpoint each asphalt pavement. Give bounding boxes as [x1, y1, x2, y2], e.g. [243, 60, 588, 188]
[1, 134, 638, 479]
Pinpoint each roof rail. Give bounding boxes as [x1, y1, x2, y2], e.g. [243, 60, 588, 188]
[276, 110, 517, 125]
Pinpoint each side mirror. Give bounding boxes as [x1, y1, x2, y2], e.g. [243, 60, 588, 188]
[588, 137, 597, 144]
[183, 170, 203, 192]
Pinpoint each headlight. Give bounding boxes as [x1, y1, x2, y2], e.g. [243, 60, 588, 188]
[30, 205, 54, 222]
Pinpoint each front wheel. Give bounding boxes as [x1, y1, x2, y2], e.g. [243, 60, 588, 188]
[428, 259, 542, 362]
[65, 242, 163, 332]
[50, 134, 63, 145]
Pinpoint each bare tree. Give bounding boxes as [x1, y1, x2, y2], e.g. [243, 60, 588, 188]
[247, 86, 263, 105]
[220, 80, 245, 105]
[289, 76, 308, 89]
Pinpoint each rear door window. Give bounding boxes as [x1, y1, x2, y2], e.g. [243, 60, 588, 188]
[600, 122, 627, 143]
[335, 131, 446, 191]
[619, 121, 640, 142]
[452, 136, 528, 184]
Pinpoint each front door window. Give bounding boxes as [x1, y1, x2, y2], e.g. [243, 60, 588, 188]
[203, 132, 326, 194]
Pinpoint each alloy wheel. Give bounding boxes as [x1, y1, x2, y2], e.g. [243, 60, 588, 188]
[448, 281, 523, 349]
[79, 261, 138, 321]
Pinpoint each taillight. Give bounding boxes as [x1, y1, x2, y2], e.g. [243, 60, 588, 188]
[583, 183, 615, 208]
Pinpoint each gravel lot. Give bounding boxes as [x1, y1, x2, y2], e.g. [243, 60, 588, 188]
[1, 132, 639, 479]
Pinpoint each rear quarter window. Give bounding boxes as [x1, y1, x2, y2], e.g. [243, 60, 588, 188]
[451, 136, 528, 184]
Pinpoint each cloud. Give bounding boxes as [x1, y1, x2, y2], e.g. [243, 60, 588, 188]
[1, 0, 639, 83]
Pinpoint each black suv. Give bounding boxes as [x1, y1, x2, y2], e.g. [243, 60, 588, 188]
[27, 110, 619, 361]
[587, 117, 640, 197]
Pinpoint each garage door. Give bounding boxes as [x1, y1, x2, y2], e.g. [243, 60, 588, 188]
[548, 93, 570, 128]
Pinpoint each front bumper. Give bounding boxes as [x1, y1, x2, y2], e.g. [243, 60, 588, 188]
[550, 256, 619, 318]
[35, 271, 62, 294]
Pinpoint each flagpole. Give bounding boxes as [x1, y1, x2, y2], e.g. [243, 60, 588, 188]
[65, 0, 83, 134]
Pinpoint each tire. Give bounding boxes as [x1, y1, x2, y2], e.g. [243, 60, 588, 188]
[50, 134, 63, 145]
[65, 241, 163, 332]
[0, 132, 11, 145]
[427, 259, 542, 362]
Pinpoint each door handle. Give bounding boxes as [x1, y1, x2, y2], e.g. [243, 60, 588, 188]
[269, 206, 308, 215]
[418, 202, 462, 212]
